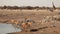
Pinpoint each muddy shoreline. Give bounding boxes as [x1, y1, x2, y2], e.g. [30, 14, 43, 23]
[0, 9, 60, 34]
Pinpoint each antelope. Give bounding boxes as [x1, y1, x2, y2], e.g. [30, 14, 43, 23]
[20, 18, 35, 32]
[10, 18, 35, 32]
[10, 19, 20, 32]
[11, 19, 19, 25]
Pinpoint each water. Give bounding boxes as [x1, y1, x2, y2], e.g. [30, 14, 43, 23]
[0, 23, 22, 34]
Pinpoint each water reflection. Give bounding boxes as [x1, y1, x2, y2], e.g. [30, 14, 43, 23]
[0, 23, 22, 34]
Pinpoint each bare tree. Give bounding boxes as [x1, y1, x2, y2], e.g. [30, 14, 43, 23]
[49, 2, 56, 12]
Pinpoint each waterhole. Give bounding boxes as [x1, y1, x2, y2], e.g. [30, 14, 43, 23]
[0, 23, 22, 34]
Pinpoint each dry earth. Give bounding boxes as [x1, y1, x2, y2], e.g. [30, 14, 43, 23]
[0, 9, 60, 34]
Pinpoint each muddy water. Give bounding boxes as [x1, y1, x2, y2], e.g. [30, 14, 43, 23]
[0, 23, 22, 34]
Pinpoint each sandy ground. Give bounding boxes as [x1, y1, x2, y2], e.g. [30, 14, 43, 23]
[0, 9, 60, 34]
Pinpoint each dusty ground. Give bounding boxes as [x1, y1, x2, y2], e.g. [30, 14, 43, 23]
[0, 9, 60, 34]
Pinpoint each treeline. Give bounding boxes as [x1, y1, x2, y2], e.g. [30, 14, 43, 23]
[0, 6, 60, 10]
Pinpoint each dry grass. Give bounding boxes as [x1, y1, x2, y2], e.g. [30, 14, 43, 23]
[0, 9, 60, 34]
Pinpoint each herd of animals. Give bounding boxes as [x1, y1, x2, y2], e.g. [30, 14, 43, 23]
[0, 2, 60, 34]
[10, 17, 35, 32]
[6, 14, 60, 32]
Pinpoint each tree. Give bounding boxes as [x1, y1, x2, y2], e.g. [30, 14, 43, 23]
[3, 5, 7, 9]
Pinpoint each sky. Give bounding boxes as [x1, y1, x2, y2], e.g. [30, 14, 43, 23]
[0, 0, 60, 7]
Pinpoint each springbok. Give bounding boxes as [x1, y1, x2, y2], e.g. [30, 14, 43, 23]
[10, 18, 35, 32]
[10, 19, 20, 32]
[20, 18, 35, 31]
